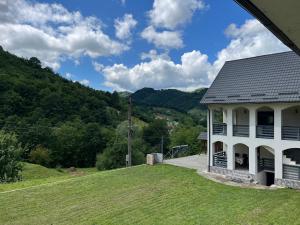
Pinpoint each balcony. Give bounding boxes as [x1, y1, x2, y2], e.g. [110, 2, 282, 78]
[283, 164, 300, 181]
[233, 125, 249, 137]
[213, 151, 227, 168]
[213, 123, 227, 135]
[258, 158, 275, 172]
[256, 125, 274, 139]
[282, 126, 300, 141]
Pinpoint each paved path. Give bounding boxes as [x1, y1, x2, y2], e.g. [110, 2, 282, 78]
[164, 154, 280, 189]
[164, 154, 207, 172]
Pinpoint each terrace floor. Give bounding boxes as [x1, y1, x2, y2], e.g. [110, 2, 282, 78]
[163, 154, 207, 171]
[164, 154, 281, 189]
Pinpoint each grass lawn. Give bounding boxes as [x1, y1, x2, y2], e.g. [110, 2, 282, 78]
[0, 164, 300, 225]
[0, 163, 97, 192]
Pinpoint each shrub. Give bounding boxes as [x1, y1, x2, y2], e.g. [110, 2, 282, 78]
[29, 145, 51, 167]
[0, 131, 23, 182]
[96, 137, 145, 171]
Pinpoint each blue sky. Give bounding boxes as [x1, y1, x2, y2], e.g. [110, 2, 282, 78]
[0, 0, 288, 91]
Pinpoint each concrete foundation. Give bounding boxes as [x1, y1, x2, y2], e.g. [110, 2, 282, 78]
[275, 178, 300, 189]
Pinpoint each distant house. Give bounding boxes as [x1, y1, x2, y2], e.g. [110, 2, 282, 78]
[197, 132, 207, 153]
[201, 51, 300, 189]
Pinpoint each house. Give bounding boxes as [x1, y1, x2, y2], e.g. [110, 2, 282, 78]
[197, 132, 207, 153]
[201, 51, 300, 189]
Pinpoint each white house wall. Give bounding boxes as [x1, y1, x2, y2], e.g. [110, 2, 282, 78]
[282, 106, 300, 127]
[208, 102, 300, 180]
[233, 108, 249, 125]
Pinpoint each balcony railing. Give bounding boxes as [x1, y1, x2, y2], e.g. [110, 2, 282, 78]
[233, 125, 249, 137]
[213, 123, 227, 135]
[256, 125, 274, 139]
[282, 126, 300, 141]
[258, 158, 274, 172]
[283, 164, 300, 181]
[213, 151, 227, 168]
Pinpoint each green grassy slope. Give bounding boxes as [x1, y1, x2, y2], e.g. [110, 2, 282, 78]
[0, 163, 97, 192]
[21, 163, 66, 180]
[0, 165, 299, 225]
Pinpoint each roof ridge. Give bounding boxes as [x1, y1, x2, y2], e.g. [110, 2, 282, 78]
[201, 50, 300, 105]
[224, 51, 295, 64]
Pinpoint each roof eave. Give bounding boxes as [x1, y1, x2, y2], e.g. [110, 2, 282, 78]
[234, 0, 300, 56]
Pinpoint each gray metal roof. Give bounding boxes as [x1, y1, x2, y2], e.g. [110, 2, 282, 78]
[201, 51, 300, 104]
[198, 132, 207, 141]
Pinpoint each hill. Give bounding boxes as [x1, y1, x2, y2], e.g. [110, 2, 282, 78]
[0, 47, 128, 168]
[0, 47, 125, 126]
[1, 164, 299, 225]
[131, 87, 207, 112]
[0, 47, 206, 169]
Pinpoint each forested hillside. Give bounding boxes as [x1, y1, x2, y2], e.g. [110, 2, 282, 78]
[0, 47, 128, 168]
[0, 47, 206, 171]
[131, 87, 207, 112]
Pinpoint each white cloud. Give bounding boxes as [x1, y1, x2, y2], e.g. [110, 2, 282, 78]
[141, 26, 183, 49]
[140, 49, 170, 61]
[93, 61, 105, 72]
[102, 50, 212, 91]
[114, 14, 137, 41]
[210, 19, 289, 81]
[100, 19, 289, 91]
[148, 0, 206, 30]
[0, 0, 128, 70]
[79, 79, 90, 86]
[142, 0, 206, 49]
[65, 72, 73, 79]
[120, 0, 126, 6]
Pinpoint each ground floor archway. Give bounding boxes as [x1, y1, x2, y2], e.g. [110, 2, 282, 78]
[256, 146, 275, 186]
[233, 143, 249, 171]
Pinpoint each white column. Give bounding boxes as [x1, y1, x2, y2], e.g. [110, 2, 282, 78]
[275, 148, 283, 179]
[249, 107, 256, 139]
[227, 107, 233, 137]
[249, 145, 257, 175]
[209, 108, 214, 167]
[227, 144, 234, 170]
[274, 106, 283, 179]
[274, 107, 282, 141]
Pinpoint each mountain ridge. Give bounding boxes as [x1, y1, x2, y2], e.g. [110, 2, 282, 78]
[131, 87, 207, 112]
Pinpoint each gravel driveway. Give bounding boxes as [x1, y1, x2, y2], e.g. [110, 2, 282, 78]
[163, 154, 207, 172]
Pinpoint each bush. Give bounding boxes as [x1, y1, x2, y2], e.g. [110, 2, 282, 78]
[29, 145, 51, 167]
[96, 137, 145, 171]
[0, 131, 23, 182]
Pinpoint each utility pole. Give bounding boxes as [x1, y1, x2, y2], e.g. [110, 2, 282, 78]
[160, 136, 164, 155]
[127, 96, 132, 167]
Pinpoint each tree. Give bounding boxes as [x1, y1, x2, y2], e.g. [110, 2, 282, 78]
[170, 125, 202, 155]
[96, 137, 144, 170]
[0, 131, 23, 182]
[28, 57, 41, 68]
[142, 119, 170, 152]
[79, 123, 107, 167]
[29, 145, 51, 167]
[50, 120, 84, 167]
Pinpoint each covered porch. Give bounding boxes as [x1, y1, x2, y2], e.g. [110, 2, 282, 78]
[282, 106, 300, 141]
[257, 146, 275, 186]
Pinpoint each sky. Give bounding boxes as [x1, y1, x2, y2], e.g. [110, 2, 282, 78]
[0, 0, 289, 92]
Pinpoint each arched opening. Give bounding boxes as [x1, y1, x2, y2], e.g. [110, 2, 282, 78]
[257, 146, 275, 186]
[256, 106, 274, 139]
[282, 106, 300, 141]
[283, 148, 300, 181]
[212, 141, 227, 168]
[212, 108, 227, 135]
[232, 107, 249, 137]
[233, 143, 249, 171]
